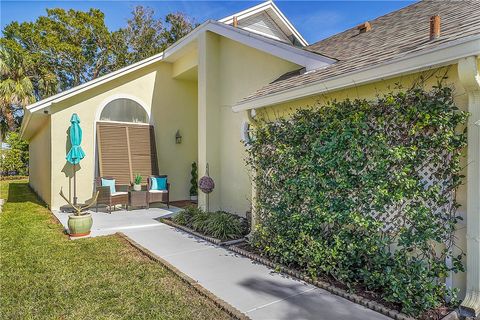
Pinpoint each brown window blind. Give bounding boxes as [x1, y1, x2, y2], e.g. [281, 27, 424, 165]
[128, 125, 158, 184]
[97, 122, 158, 185]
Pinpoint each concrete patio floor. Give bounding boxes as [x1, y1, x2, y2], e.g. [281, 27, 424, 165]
[54, 207, 391, 320]
[53, 204, 181, 237]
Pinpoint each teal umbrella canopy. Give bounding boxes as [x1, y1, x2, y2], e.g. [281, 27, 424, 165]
[66, 113, 85, 165]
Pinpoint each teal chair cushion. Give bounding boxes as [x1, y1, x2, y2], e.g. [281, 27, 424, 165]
[101, 178, 116, 194]
[150, 177, 167, 191]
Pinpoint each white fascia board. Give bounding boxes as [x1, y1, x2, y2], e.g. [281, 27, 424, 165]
[19, 110, 31, 139]
[219, 0, 308, 46]
[27, 52, 163, 114]
[241, 26, 290, 43]
[269, 1, 308, 46]
[207, 22, 333, 69]
[219, 1, 274, 23]
[233, 35, 480, 112]
[24, 20, 332, 116]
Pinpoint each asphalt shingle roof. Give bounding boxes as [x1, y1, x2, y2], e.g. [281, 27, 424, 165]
[240, 0, 480, 104]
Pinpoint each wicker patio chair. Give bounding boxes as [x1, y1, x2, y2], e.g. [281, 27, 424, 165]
[147, 175, 170, 208]
[95, 176, 129, 213]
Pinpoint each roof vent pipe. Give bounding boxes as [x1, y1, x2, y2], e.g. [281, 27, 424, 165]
[357, 21, 371, 34]
[233, 16, 238, 28]
[430, 15, 441, 40]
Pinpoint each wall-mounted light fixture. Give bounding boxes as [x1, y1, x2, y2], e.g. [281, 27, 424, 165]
[175, 130, 182, 144]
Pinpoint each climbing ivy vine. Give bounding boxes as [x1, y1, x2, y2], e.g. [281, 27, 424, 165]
[246, 84, 467, 316]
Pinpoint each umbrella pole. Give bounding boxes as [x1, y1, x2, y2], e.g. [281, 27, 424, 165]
[73, 163, 77, 205]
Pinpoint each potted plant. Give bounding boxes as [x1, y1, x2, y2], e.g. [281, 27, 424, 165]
[133, 173, 142, 191]
[60, 188, 98, 237]
[190, 162, 198, 201]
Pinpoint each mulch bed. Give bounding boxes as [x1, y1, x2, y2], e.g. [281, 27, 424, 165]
[229, 243, 456, 320]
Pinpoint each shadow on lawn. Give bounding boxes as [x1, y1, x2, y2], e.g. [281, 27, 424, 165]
[7, 181, 45, 205]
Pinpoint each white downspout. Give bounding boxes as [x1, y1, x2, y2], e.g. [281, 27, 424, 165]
[458, 55, 480, 319]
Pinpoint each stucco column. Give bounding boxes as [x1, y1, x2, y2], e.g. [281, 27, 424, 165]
[458, 56, 480, 319]
[197, 31, 221, 211]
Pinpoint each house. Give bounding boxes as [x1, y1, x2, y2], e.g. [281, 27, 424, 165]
[20, 0, 480, 316]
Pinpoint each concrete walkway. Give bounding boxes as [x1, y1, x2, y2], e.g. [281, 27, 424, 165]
[54, 208, 391, 319]
[123, 225, 391, 320]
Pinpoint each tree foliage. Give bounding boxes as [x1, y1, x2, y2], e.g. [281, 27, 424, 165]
[0, 6, 196, 135]
[119, 7, 196, 64]
[246, 83, 468, 316]
[1, 131, 29, 175]
[0, 47, 36, 136]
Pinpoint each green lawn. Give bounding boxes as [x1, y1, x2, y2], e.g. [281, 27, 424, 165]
[0, 180, 232, 319]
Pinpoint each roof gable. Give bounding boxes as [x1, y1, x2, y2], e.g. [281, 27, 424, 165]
[219, 1, 307, 47]
[238, 12, 290, 43]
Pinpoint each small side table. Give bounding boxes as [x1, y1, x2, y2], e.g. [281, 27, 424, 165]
[128, 190, 148, 210]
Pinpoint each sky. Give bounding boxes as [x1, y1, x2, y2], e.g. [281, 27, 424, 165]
[1, 0, 416, 44]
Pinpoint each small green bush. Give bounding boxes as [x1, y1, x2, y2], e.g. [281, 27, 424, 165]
[172, 206, 246, 240]
[172, 210, 190, 226]
[172, 205, 202, 227]
[205, 211, 245, 240]
[190, 211, 211, 233]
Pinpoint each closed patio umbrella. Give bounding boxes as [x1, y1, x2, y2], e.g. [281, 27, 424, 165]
[66, 113, 85, 205]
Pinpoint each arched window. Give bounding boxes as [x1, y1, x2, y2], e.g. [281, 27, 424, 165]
[99, 98, 148, 123]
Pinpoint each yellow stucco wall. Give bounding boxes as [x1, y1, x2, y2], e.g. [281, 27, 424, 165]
[172, 48, 198, 79]
[217, 37, 300, 214]
[46, 62, 197, 210]
[28, 118, 51, 206]
[151, 64, 198, 202]
[197, 32, 300, 215]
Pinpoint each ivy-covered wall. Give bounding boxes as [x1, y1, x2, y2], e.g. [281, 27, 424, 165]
[247, 83, 468, 316]
[258, 66, 469, 296]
